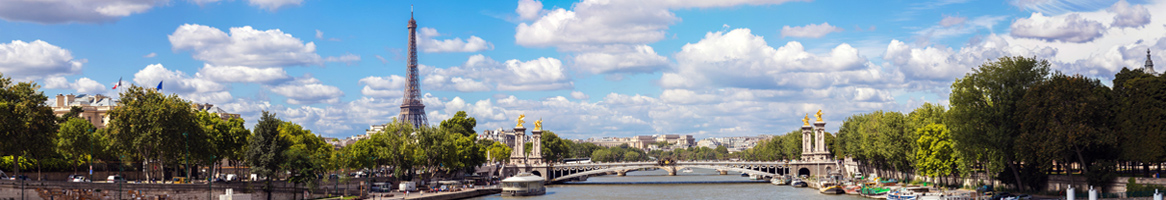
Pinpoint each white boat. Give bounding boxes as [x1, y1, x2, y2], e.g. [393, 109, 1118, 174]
[791, 178, 808, 187]
[501, 173, 546, 196]
[771, 175, 790, 185]
[681, 168, 693, 173]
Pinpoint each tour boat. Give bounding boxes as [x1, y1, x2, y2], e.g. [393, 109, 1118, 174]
[887, 187, 918, 200]
[819, 181, 846, 194]
[791, 178, 808, 187]
[501, 173, 546, 196]
[771, 175, 791, 185]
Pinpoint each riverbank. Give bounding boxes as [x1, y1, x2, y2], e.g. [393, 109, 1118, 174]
[366, 187, 501, 200]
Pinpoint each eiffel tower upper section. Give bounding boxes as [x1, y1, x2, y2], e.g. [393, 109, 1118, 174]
[399, 10, 428, 128]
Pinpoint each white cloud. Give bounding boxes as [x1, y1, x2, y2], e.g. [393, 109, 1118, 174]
[515, 0, 803, 48]
[780, 22, 844, 38]
[1107, 0, 1150, 28]
[143, 52, 156, 58]
[417, 27, 494, 53]
[517, 0, 544, 21]
[1010, 12, 1105, 43]
[1009, 0, 1114, 15]
[422, 54, 573, 91]
[43, 77, 107, 94]
[315, 29, 341, 41]
[0, 0, 162, 24]
[197, 64, 292, 84]
[0, 40, 84, 81]
[268, 76, 344, 105]
[663, 28, 876, 90]
[573, 45, 669, 75]
[248, 0, 303, 11]
[132, 63, 233, 104]
[169, 24, 332, 67]
[359, 75, 406, 98]
[570, 91, 590, 100]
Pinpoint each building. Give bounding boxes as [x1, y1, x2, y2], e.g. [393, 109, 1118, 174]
[1146, 49, 1157, 75]
[191, 103, 241, 120]
[398, 10, 429, 128]
[584, 134, 695, 150]
[696, 138, 720, 149]
[52, 94, 116, 129]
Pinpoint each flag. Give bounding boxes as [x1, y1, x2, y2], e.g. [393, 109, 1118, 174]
[111, 77, 122, 89]
[156, 81, 163, 91]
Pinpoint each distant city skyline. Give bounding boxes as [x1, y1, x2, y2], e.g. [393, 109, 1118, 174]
[2, 0, 1163, 140]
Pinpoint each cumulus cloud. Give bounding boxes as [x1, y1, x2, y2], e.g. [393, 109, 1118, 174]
[780, 22, 844, 38]
[422, 54, 573, 91]
[169, 24, 331, 67]
[663, 28, 876, 90]
[359, 75, 406, 98]
[417, 27, 494, 53]
[0, 0, 162, 24]
[570, 91, 590, 100]
[517, 0, 544, 21]
[1010, 12, 1105, 43]
[132, 63, 234, 104]
[268, 76, 344, 105]
[43, 77, 107, 94]
[0, 40, 84, 81]
[197, 64, 292, 84]
[1108, 0, 1151, 28]
[573, 45, 669, 75]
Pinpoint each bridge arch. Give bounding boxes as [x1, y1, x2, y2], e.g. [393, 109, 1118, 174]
[550, 165, 778, 182]
[797, 168, 810, 177]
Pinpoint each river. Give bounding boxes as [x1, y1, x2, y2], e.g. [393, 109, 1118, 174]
[469, 168, 870, 200]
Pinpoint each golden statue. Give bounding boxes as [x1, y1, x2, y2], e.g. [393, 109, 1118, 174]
[534, 118, 543, 131]
[516, 114, 525, 128]
[815, 110, 823, 122]
[803, 114, 810, 126]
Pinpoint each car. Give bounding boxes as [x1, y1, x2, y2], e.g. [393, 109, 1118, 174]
[107, 175, 125, 183]
[70, 175, 88, 182]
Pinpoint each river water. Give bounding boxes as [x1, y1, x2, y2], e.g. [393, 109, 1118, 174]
[470, 168, 870, 200]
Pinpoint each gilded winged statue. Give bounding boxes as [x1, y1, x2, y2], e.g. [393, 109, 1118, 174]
[815, 110, 823, 122]
[534, 118, 543, 131]
[517, 114, 525, 128]
[803, 114, 809, 126]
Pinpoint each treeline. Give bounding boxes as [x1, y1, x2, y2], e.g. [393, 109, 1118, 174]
[829, 57, 1166, 192]
[648, 145, 730, 161]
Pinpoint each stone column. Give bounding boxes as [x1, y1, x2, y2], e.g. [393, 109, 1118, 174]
[801, 125, 812, 159]
[530, 130, 543, 164]
[814, 121, 828, 159]
[510, 127, 527, 164]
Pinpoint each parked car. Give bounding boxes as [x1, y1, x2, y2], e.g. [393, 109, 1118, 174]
[225, 174, 237, 182]
[107, 175, 125, 183]
[70, 175, 89, 182]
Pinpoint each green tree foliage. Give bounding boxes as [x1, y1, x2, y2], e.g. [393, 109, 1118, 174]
[540, 131, 570, 163]
[1017, 74, 1117, 187]
[949, 56, 1050, 191]
[278, 122, 332, 189]
[648, 146, 720, 161]
[246, 111, 284, 200]
[440, 111, 477, 137]
[1112, 67, 1166, 177]
[0, 73, 59, 176]
[487, 141, 511, 163]
[107, 85, 206, 181]
[914, 124, 957, 183]
[590, 145, 648, 162]
[195, 111, 250, 172]
[56, 118, 96, 173]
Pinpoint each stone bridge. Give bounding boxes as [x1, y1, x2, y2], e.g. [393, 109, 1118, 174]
[514, 160, 839, 183]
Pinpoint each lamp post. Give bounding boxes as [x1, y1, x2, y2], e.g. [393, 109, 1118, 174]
[119, 155, 124, 200]
[183, 132, 190, 182]
[89, 128, 95, 181]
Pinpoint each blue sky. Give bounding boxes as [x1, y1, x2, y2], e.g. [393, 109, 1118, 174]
[2, 0, 1164, 140]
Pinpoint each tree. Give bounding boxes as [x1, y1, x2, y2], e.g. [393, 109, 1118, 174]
[1112, 67, 1166, 177]
[1017, 74, 1116, 187]
[540, 131, 570, 163]
[278, 121, 332, 192]
[107, 85, 205, 182]
[196, 111, 249, 176]
[487, 142, 511, 163]
[56, 118, 97, 175]
[914, 123, 957, 185]
[948, 56, 1050, 191]
[246, 111, 284, 200]
[0, 73, 58, 179]
[439, 111, 477, 137]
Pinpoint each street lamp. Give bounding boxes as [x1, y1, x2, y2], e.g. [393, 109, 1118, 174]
[210, 155, 215, 200]
[89, 128, 95, 181]
[119, 155, 125, 200]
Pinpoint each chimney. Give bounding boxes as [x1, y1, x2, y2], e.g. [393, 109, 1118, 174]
[56, 94, 65, 107]
[65, 94, 75, 106]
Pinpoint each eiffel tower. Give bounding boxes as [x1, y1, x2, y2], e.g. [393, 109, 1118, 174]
[399, 9, 428, 128]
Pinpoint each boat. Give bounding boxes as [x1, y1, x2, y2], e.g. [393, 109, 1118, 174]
[887, 187, 917, 200]
[681, 168, 693, 173]
[771, 175, 791, 185]
[501, 173, 546, 196]
[749, 174, 762, 180]
[843, 184, 862, 194]
[791, 178, 808, 187]
[862, 186, 892, 199]
[820, 181, 845, 194]
[878, 178, 899, 186]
